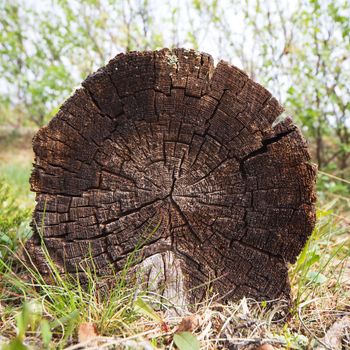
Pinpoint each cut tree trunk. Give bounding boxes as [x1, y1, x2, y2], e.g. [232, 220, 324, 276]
[26, 48, 317, 306]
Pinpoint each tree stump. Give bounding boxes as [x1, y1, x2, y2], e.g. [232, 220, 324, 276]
[26, 49, 317, 306]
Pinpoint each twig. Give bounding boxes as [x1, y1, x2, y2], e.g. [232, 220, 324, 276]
[298, 305, 332, 350]
[318, 170, 350, 185]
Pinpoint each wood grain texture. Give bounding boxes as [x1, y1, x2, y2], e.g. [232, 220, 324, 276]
[26, 48, 317, 305]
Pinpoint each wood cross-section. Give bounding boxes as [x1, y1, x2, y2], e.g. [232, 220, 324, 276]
[26, 49, 317, 304]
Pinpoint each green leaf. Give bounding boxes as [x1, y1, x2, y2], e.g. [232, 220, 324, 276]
[287, 86, 296, 95]
[16, 303, 30, 340]
[50, 309, 80, 330]
[134, 297, 162, 322]
[305, 252, 320, 268]
[306, 271, 328, 284]
[192, 0, 201, 11]
[40, 319, 52, 347]
[173, 332, 200, 350]
[3, 338, 28, 350]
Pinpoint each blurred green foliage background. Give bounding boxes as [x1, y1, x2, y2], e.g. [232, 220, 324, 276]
[0, 0, 349, 207]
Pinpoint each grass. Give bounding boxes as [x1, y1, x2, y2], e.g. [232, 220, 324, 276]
[0, 127, 36, 208]
[0, 131, 349, 349]
[0, 244, 160, 349]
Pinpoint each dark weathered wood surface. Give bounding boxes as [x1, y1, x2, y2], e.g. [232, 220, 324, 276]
[26, 48, 317, 305]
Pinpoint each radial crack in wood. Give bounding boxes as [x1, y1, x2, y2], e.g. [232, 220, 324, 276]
[26, 48, 317, 306]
